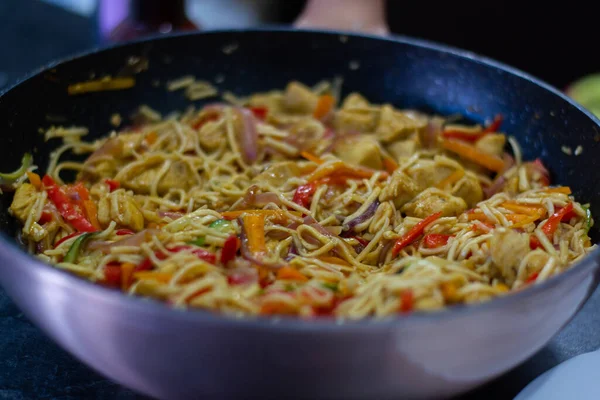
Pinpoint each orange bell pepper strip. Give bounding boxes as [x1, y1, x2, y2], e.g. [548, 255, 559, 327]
[313, 94, 335, 119]
[436, 169, 465, 189]
[27, 172, 42, 189]
[300, 151, 324, 165]
[243, 213, 266, 255]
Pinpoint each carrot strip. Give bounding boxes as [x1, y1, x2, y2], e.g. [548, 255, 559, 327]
[382, 156, 399, 174]
[300, 151, 324, 165]
[277, 266, 308, 282]
[436, 169, 465, 189]
[313, 94, 335, 119]
[442, 139, 505, 172]
[500, 201, 546, 216]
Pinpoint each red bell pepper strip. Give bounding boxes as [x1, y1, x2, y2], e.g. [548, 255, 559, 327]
[102, 263, 122, 288]
[220, 235, 238, 265]
[42, 175, 95, 232]
[115, 229, 135, 236]
[392, 212, 442, 256]
[526, 271, 540, 284]
[105, 179, 120, 192]
[54, 232, 82, 248]
[423, 233, 452, 249]
[482, 114, 503, 133]
[249, 106, 268, 120]
[292, 182, 317, 208]
[530, 202, 574, 249]
[399, 290, 414, 313]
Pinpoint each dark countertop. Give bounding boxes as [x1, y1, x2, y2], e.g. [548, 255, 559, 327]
[1, 1, 599, 399]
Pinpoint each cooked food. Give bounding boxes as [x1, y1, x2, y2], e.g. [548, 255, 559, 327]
[3, 81, 595, 319]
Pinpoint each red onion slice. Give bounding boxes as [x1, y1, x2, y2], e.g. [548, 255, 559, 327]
[343, 200, 379, 231]
[234, 107, 259, 164]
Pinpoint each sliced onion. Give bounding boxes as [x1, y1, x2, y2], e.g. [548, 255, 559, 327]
[484, 176, 506, 199]
[377, 240, 395, 266]
[158, 211, 184, 220]
[227, 266, 259, 286]
[238, 185, 282, 209]
[422, 117, 444, 149]
[344, 200, 379, 231]
[234, 107, 259, 164]
[89, 228, 161, 253]
[502, 152, 515, 172]
[86, 137, 123, 164]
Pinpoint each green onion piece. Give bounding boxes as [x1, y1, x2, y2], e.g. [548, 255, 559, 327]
[322, 282, 339, 292]
[209, 219, 234, 232]
[584, 206, 593, 234]
[188, 237, 205, 247]
[64, 232, 95, 263]
[0, 153, 33, 183]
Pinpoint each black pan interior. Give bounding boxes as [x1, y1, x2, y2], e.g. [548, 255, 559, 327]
[1, 29, 599, 244]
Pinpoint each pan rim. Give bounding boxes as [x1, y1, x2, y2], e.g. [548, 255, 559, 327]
[1, 27, 599, 331]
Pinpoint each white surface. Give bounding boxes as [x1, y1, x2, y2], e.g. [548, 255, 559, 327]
[514, 350, 600, 400]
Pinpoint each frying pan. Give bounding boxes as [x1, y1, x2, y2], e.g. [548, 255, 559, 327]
[0, 29, 599, 400]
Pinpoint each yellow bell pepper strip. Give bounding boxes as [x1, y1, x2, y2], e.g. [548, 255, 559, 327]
[442, 138, 505, 172]
[544, 186, 572, 195]
[0, 153, 32, 185]
[392, 212, 442, 256]
[436, 169, 465, 189]
[68, 76, 135, 95]
[42, 175, 95, 232]
[243, 214, 266, 255]
[133, 271, 173, 284]
[313, 94, 335, 119]
[276, 266, 308, 282]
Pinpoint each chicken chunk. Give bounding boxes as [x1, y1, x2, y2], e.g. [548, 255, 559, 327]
[475, 133, 506, 157]
[342, 93, 370, 109]
[402, 188, 467, 218]
[333, 134, 383, 170]
[98, 191, 144, 231]
[253, 161, 301, 187]
[9, 183, 37, 223]
[376, 105, 427, 143]
[198, 120, 224, 151]
[379, 170, 421, 208]
[406, 160, 454, 190]
[122, 160, 199, 195]
[452, 174, 484, 208]
[334, 109, 379, 133]
[490, 229, 530, 285]
[281, 81, 318, 114]
[386, 138, 418, 160]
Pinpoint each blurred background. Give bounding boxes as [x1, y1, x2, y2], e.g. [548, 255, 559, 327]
[0, 0, 598, 98]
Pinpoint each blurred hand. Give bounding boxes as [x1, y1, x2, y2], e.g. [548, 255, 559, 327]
[294, 0, 389, 36]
